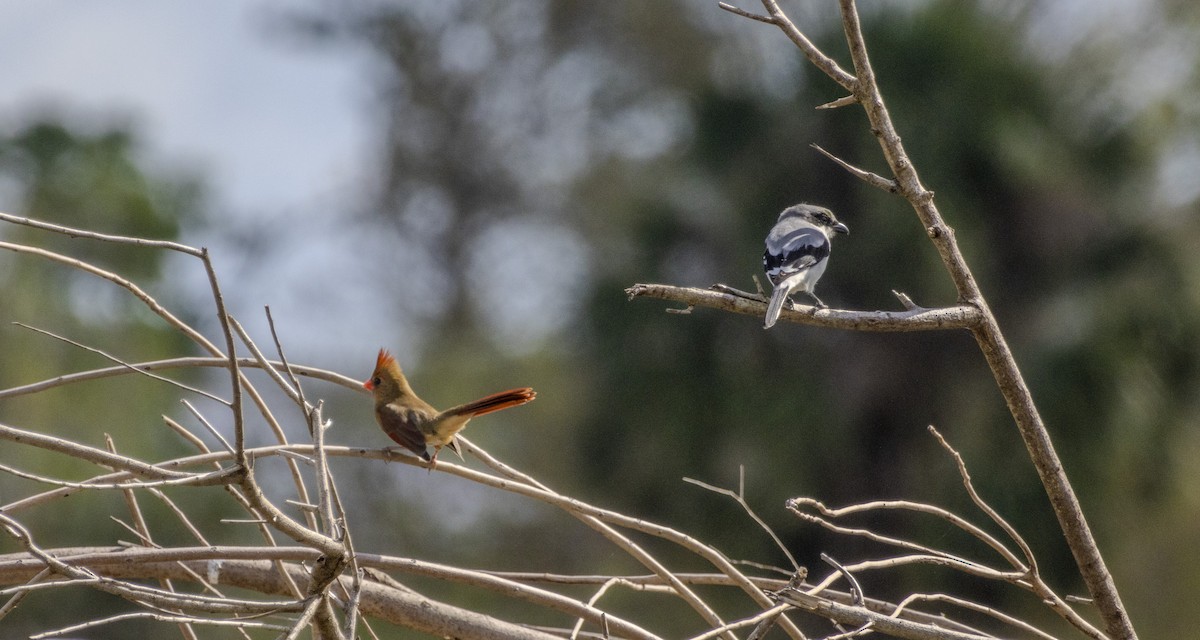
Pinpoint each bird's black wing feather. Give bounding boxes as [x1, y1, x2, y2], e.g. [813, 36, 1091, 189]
[762, 228, 830, 284]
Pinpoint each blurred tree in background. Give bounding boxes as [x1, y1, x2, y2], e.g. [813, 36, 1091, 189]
[290, 0, 1200, 636]
[0, 118, 206, 455]
[0, 120, 214, 634]
[2, 0, 1200, 636]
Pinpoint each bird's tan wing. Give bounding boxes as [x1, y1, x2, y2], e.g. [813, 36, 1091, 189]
[376, 402, 434, 460]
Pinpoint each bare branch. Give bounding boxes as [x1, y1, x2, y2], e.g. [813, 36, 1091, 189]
[715, 1, 1138, 634]
[0, 241, 219, 353]
[787, 497, 1026, 575]
[230, 315, 304, 408]
[3, 203, 1119, 638]
[179, 401, 236, 455]
[30, 612, 290, 638]
[0, 420, 206, 481]
[465, 437, 809, 639]
[817, 95, 858, 109]
[726, 0, 858, 91]
[0, 356, 362, 400]
[627, 283, 981, 332]
[12, 322, 229, 405]
[926, 427, 1107, 639]
[810, 144, 898, 193]
[0, 460, 239, 490]
[689, 603, 792, 640]
[0, 567, 51, 623]
[820, 554, 864, 606]
[927, 427, 1038, 574]
[0, 211, 203, 256]
[772, 587, 992, 640]
[892, 594, 1056, 640]
[0, 514, 305, 615]
[717, 2, 775, 24]
[684, 469, 804, 574]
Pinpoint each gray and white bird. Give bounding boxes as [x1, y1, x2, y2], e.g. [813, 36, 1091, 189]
[762, 203, 849, 329]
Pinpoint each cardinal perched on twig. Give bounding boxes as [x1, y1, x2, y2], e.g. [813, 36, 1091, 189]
[364, 349, 536, 463]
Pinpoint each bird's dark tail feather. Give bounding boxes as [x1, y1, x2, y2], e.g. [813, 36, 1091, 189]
[446, 388, 537, 418]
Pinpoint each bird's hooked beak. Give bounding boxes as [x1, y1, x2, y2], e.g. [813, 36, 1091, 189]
[832, 221, 850, 235]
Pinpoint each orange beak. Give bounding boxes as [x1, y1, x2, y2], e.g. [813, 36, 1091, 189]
[363, 379, 375, 391]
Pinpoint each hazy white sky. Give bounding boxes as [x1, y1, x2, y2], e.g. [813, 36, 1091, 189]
[0, 2, 593, 367]
[0, 1, 370, 214]
[5, 0, 1191, 366]
[0, 2, 399, 364]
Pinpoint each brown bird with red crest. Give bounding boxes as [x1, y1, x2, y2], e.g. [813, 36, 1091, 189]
[364, 349, 536, 463]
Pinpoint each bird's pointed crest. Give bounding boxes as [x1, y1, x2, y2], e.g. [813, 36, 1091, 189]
[375, 349, 396, 371]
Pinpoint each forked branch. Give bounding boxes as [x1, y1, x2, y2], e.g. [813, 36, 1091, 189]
[685, 3, 1136, 636]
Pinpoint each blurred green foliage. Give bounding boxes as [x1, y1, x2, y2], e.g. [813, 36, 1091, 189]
[0, 120, 202, 452]
[312, 0, 1200, 636]
[3, 0, 1200, 637]
[0, 120, 223, 637]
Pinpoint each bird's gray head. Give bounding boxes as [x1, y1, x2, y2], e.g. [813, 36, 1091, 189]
[778, 204, 849, 235]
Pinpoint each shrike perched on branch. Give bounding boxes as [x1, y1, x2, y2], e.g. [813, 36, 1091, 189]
[762, 203, 849, 328]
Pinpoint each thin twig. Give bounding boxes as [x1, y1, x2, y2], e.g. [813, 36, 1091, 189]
[720, 1, 1137, 633]
[820, 554, 863, 606]
[787, 497, 1027, 574]
[0, 241, 218, 352]
[891, 593, 1055, 640]
[772, 585, 992, 640]
[0, 567, 51, 622]
[0, 356, 362, 400]
[462, 438, 766, 640]
[926, 427, 1037, 573]
[230, 316, 303, 406]
[30, 612, 290, 638]
[717, 2, 776, 24]
[688, 603, 792, 640]
[733, 0, 858, 90]
[926, 426, 1105, 638]
[0, 211, 203, 255]
[265, 306, 312, 422]
[0, 420, 206, 481]
[0, 513, 305, 615]
[106, 435, 200, 640]
[817, 95, 858, 109]
[227, 315, 320, 532]
[683, 467, 804, 574]
[12, 322, 228, 405]
[0, 461, 238, 490]
[180, 400, 236, 455]
[809, 144, 898, 193]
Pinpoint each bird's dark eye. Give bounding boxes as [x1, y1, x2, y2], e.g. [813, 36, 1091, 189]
[372, 377, 382, 387]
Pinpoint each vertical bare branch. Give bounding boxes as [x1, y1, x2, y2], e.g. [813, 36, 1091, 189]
[833, 1, 1133, 634]
[709, 2, 1139, 636]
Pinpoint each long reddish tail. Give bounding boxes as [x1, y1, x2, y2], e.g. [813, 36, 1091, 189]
[446, 388, 536, 418]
